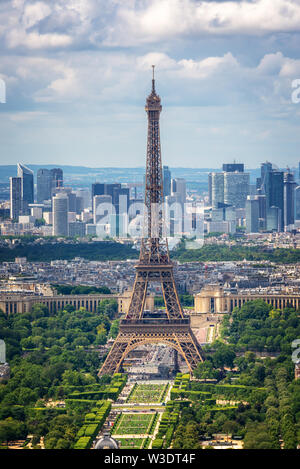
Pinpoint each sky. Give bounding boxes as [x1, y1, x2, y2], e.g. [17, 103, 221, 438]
[0, 0, 300, 169]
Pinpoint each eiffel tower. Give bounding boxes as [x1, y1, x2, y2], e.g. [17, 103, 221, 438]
[99, 67, 204, 376]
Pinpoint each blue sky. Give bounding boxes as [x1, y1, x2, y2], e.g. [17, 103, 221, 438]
[0, 0, 300, 169]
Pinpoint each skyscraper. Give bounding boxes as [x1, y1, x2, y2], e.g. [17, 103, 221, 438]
[17, 163, 34, 214]
[284, 171, 297, 228]
[222, 163, 244, 173]
[171, 178, 186, 205]
[266, 206, 281, 232]
[224, 171, 249, 208]
[92, 183, 105, 200]
[246, 196, 260, 233]
[50, 168, 63, 190]
[211, 172, 224, 209]
[295, 186, 300, 221]
[52, 193, 68, 236]
[9, 177, 22, 220]
[93, 195, 112, 224]
[266, 170, 284, 231]
[208, 172, 212, 206]
[163, 166, 171, 198]
[260, 161, 273, 194]
[37, 169, 52, 203]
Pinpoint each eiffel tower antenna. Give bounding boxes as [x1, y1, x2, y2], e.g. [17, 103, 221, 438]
[99, 70, 204, 376]
[152, 64, 155, 91]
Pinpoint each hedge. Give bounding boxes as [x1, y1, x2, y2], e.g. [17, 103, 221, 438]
[66, 374, 127, 401]
[190, 383, 267, 400]
[73, 401, 111, 449]
[152, 438, 164, 449]
[74, 437, 92, 449]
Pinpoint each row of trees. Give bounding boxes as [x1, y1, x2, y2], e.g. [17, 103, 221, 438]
[52, 285, 111, 295]
[173, 300, 300, 449]
[1, 238, 300, 263]
[0, 299, 118, 447]
[221, 299, 300, 352]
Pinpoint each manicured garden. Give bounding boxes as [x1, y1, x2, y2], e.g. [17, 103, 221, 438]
[126, 383, 168, 403]
[112, 412, 156, 436]
[116, 437, 150, 449]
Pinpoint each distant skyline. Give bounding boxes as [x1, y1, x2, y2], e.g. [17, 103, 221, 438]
[1, 1, 300, 168]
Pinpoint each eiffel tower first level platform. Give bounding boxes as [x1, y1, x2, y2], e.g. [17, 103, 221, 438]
[99, 318, 204, 376]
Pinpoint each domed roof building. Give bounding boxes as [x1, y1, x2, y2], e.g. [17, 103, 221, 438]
[95, 433, 119, 450]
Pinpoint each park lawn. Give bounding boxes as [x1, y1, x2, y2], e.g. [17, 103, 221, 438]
[116, 438, 149, 449]
[127, 383, 168, 403]
[112, 413, 156, 436]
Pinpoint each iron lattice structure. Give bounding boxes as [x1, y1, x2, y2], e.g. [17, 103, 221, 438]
[99, 68, 204, 376]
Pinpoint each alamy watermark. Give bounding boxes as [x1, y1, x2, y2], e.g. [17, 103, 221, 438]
[0, 339, 6, 364]
[292, 339, 300, 364]
[0, 77, 6, 103]
[93, 199, 204, 249]
[291, 79, 300, 104]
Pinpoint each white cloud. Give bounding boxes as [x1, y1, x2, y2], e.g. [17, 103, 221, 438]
[103, 0, 300, 46]
[136, 52, 177, 71]
[22, 2, 51, 29]
[178, 53, 239, 79]
[3, 0, 300, 51]
[9, 111, 49, 122]
[2, 48, 299, 114]
[6, 29, 72, 49]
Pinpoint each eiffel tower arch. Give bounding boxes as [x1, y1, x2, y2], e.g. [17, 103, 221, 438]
[98, 67, 204, 376]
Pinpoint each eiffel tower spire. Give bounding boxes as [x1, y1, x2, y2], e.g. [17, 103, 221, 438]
[99, 70, 204, 376]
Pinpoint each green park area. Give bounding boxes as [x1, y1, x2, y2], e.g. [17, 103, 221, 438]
[126, 383, 168, 403]
[112, 412, 157, 436]
[116, 437, 150, 449]
[0, 298, 300, 449]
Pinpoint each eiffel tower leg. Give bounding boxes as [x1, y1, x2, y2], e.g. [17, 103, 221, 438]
[161, 276, 183, 319]
[126, 277, 148, 320]
[173, 349, 179, 373]
[98, 333, 132, 376]
[173, 331, 204, 372]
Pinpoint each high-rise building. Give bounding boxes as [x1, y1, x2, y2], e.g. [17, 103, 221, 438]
[52, 187, 77, 215]
[163, 166, 171, 198]
[266, 206, 281, 232]
[211, 172, 224, 209]
[52, 193, 68, 236]
[68, 221, 86, 237]
[75, 189, 91, 210]
[224, 171, 249, 208]
[266, 170, 284, 231]
[284, 171, 297, 228]
[208, 173, 212, 206]
[37, 169, 52, 203]
[171, 178, 186, 206]
[17, 163, 34, 214]
[92, 183, 105, 199]
[295, 186, 300, 220]
[257, 194, 267, 230]
[91, 183, 129, 234]
[9, 177, 22, 220]
[295, 186, 300, 221]
[50, 168, 63, 191]
[93, 195, 112, 224]
[260, 162, 273, 193]
[246, 196, 260, 233]
[222, 163, 244, 173]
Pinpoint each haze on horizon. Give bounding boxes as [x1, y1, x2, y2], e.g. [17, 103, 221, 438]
[0, 0, 300, 169]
